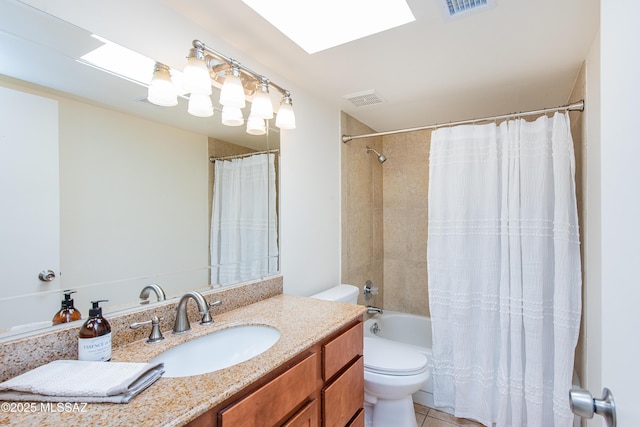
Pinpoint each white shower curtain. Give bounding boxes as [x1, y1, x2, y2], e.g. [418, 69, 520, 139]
[427, 112, 581, 426]
[210, 153, 278, 285]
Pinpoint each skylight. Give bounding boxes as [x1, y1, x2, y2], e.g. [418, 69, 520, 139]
[78, 35, 184, 93]
[241, 0, 416, 54]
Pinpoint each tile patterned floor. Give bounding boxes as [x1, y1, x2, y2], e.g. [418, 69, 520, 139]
[414, 403, 485, 427]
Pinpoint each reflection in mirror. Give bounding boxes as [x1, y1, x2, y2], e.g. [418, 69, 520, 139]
[208, 141, 280, 286]
[0, 0, 280, 338]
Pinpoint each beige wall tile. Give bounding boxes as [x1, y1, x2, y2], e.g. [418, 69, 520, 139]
[341, 113, 385, 307]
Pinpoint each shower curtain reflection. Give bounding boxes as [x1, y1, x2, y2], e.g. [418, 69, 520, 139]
[210, 153, 278, 285]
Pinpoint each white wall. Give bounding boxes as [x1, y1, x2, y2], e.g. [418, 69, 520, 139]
[0, 77, 210, 324]
[279, 93, 342, 296]
[59, 97, 209, 310]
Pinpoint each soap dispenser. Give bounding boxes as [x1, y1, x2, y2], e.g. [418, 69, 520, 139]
[52, 290, 82, 325]
[78, 300, 111, 362]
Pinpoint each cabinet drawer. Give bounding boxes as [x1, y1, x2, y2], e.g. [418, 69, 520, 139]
[282, 399, 319, 427]
[219, 352, 319, 427]
[321, 356, 364, 427]
[323, 321, 363, 381]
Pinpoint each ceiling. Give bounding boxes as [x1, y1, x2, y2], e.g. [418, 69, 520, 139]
[12, 0, 599, 135]
[161, 0, 599, 132]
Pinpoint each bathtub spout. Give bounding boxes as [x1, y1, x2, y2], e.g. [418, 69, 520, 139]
[367, 306, 383, 314]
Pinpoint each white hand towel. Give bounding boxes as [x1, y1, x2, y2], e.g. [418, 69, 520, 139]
[0, 360, 164, 402]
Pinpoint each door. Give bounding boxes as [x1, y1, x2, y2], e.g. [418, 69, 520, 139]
[0, 86, 60, 331]
[581, 2, 640, 425]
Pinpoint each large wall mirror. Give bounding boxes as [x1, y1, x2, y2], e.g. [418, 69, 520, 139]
[0, 0, 280, 338]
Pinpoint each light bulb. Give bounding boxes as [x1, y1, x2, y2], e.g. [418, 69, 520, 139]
[187, 93, 213, 117]
[221, 105, 244, 126]
[219, 67, 246, 108]
[276, 96, 296, 129]
[182, 54, 211, 95]
[148, 64, 178, 107]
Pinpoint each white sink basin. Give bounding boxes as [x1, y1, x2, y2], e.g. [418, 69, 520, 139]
[151, 325, 280, 377]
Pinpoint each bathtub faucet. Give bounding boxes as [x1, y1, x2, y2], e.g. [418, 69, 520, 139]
[367, 305, 383, 314]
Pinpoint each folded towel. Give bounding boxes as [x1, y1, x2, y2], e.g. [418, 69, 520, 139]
[0, 360, 164, 403]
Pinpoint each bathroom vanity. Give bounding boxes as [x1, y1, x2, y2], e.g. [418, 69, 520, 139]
[196, 315, 364, 427]
[0, 293, 365, 426]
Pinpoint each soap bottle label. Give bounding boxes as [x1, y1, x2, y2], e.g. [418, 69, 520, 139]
[78, 333, 112, 361]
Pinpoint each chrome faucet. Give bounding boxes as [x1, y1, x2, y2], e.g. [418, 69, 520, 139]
[139, 283, 166, 304]
[367, 305, 383, 314]
[172, 291, 221, 334]
[130, 315, 165, 344]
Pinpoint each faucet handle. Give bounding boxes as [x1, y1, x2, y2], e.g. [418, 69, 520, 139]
[130, 316, 165, 344]
[363, 280, 379, 301]
[201, 300, 222, 325]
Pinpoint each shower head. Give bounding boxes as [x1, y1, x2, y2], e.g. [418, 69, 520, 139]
[365, 146, 387, 164]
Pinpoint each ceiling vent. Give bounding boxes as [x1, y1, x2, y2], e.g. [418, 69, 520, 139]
[344, 90, 385, 108]
[440, 0, 496, 20]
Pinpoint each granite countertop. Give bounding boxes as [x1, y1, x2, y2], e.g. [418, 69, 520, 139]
[0, 294, 366, 427]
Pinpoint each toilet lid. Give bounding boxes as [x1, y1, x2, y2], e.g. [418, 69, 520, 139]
[364, 337, 428, 376]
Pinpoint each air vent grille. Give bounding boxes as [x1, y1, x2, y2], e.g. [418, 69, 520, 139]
[441, 0, 495, 19]
[344, 90, 385, 108]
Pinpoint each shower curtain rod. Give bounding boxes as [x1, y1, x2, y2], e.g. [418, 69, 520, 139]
[209, 148, 279, 163]
[341, 100, 584, 143]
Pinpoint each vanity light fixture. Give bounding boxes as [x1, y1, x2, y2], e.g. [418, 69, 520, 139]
[246, 112, 267, 135]
[219, 66, 246, 109]
[221, 105, 244, 126]
[148, 63, 178, 107]
[187, 92, 214, 117]
[250, 79, 274, 120]
[182, 46, 212, 95]
[275, 93, 296, 130]
[147, 39, 296, 133]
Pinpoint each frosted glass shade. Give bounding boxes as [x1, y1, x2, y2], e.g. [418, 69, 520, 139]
[221, 105, 244, 126]
[276, 101, 296, 129]
[182, 57, 212, 95]
[187, 93, 213, 117]
[250, 90, 274, 120]
[246, 113, 266, 135]
[219, 73, 246, 108]
[148, 68, 178, 107]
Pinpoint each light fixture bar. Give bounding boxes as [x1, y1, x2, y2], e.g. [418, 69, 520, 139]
[192, 39, 290, 99]
[149, 39, 296, 132]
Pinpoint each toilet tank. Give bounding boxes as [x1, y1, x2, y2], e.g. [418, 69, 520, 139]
[310, 284, 359, 304]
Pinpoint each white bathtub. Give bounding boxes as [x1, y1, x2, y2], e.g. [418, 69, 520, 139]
[363, 310, 437, 410]
[364, 311, 582, 426]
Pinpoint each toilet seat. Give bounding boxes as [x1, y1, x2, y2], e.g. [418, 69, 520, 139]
[364, 337, 428, 376]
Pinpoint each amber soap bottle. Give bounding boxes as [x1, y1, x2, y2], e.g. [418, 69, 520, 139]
[52, 290, 82, 325]
[78, 300, 111, 361]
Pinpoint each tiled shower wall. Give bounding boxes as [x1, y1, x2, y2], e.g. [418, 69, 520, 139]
[340, 112, 384, 308]
[381, 130, 432, 316]
[342, 65, 585, 322]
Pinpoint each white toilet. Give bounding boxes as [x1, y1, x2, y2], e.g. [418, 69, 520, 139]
[311, 285, 430, 427]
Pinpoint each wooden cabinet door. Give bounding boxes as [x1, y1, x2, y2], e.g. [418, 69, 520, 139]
[321, 356, 364, 427]
[323, 322, 363, 381]
[345, 408, 364, 427]
[282, 399, 319, 427]
[219, 352, 319, 427]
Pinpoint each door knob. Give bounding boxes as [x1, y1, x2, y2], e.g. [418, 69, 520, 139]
[38, 269, 56, 282]
[570, 387, 616, 427]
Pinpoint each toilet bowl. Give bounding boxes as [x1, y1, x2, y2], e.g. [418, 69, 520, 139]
[363, 337, 429, 427]
[310, 285, 430, 427]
